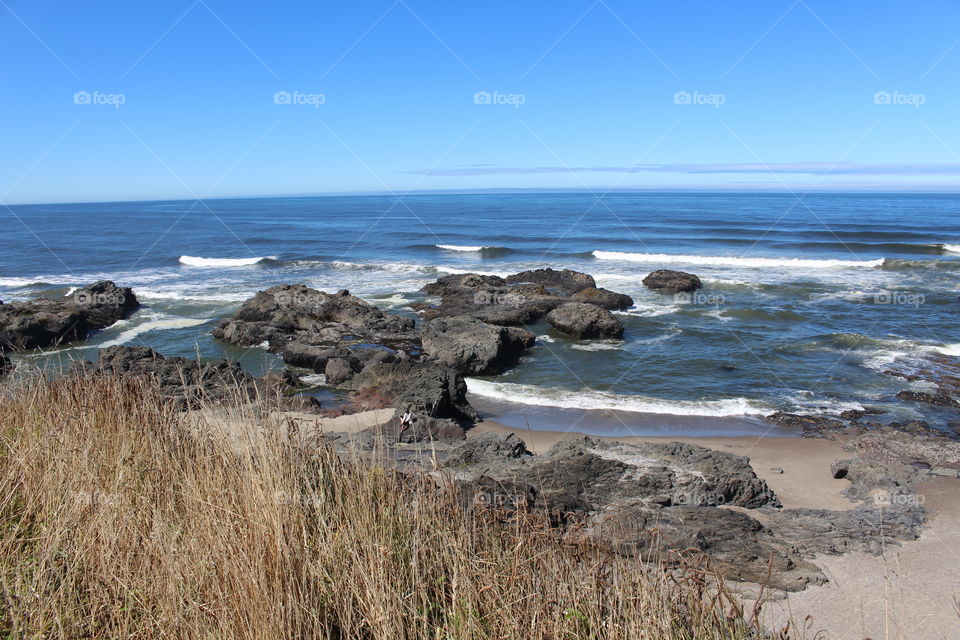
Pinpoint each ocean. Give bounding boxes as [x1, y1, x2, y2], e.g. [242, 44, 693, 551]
[3, 192, 959, 436]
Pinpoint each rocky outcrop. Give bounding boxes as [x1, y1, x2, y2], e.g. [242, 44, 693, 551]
[642, 269, 702, 293]
[545, 302, 624, 339]
[347, 360, 477, 424]
[0, 281, 139, 352]
[446, 432, 532, 465]
[896, 390, 960, 408]
[421, 315, 535, 375]
[765, 411, 847, 437]
[213, 284, 418, 378]
[443, 436, 828, 590]
[416, 269, 633, 326]
[70, 345, 320, 412]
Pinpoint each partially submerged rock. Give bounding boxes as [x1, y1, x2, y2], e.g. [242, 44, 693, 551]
[421, 315, 535, 375]
[642, 269, 702, 293]
[546, 302, 624, 339]
[213, 284, 418, 378]
[0, 281, 139, 352]
[416, 268, 633, 326]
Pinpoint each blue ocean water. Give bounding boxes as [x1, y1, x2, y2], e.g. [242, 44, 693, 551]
[3, 192, 959, 434]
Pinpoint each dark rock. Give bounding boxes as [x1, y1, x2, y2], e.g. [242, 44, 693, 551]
[485, 437, 780, 512]
[583, 505, 824, 591]
[421, 315, 535, 375]
[213, 284, 419, 375]
[504, 268, 596, 293]
[348, 360, 477, 423]
[447, 432, 532, 465]
[417, 269, 633, 326]
[831, 459, 851, 479]
[0, 281, 139, 352]
[763, 505, 926, 556]
[324, 357, 357, 385]
[545, 302, 624, 339]
[642, 269, 702, 293]
[367, 413, 466, 443]
[766, 411, 846, 437]
[896, 390, 960, 408]
[840, 408, 886, 421]
[569, 286, 634, 310]
[71, 346, 313, 411]
[0, 355, 11, 378]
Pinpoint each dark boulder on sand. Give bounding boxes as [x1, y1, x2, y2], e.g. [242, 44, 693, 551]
[421, 315, 535, 375]
[0, 281, 139, 352]
[546, 302, 624, 339]
[642, 269, 702, 293]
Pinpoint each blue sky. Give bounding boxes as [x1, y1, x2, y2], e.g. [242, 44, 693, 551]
[1, 0, 959, 203]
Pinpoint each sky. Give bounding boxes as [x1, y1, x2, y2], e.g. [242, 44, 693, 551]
[1, 0, 959, 204]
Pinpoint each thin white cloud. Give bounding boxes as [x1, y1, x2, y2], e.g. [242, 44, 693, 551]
[403, 162, 960, 177]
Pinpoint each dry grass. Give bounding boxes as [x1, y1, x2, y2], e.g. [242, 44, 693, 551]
[0, 372, 796, 639]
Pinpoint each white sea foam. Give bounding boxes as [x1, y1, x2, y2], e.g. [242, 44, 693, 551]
[299, 373, 327, 387]
[98, 316, 208, 348]
[179, 255, 273, 267]
[943, 244, 960, 254]
[436, 244, 498, 252]
[570, 341, 623, 351]
[437, 266, 511, 278]
[592, 250, 885, 269]
[466, 379, 769, 416]
[614, 306, 680, 318]
[537, 335, 556, 343]
[136, 289, 254, 303]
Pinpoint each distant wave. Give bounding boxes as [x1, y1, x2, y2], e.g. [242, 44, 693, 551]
[592, 250, 885, 269]
[437, 244, 502, 252]
[466, 379, 769, 416]
[881, 257, 960, 271]
[178, 255, 275, 267]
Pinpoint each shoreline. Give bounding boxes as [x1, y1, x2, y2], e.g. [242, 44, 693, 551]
[472, 418, 960, 638]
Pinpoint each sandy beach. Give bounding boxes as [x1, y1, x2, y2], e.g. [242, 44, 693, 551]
[472, 420, 960, 639]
